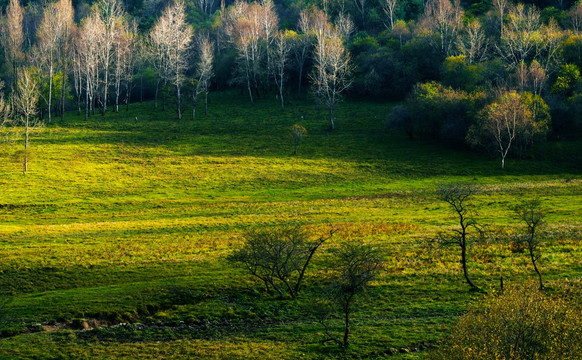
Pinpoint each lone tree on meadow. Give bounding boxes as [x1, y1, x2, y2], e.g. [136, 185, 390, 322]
[14, 69, 41, 175]
[437, 184, 480, 290]
[512, 199, 546, 290]
[228, 224, 335, 298]
[317, 242, 382, 348]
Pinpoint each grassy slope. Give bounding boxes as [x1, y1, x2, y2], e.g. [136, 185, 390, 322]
[0, 92, 581, 359]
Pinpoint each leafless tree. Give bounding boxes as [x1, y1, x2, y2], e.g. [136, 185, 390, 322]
[335, 12, 355, 43]
[35, 1, 60, 123]
[437, 184, 480, 290]
[1, 0, 24, 90]
[570, 1, 582, 34]
[310, 25, 352, 130]
[353, 0, 366, 28]
[150, 0, 192, 119]
[195, 36, 214, 117]
[382, 0, 398, 29]
[515, 60, 546, 96]
[95, 0, 124, 115]
[260, 0, 278, 82]
[512, 199, 546, 290]
[492, 0, 508, 34]
[78, 13, 104, 120]
[195, 0, 216, 15]
[293, 10, 315, 95]
[225, 1, 265, 104]
[14, 69, 41, 175]
[112, 20, 134, 112]
[457, 19, 488, 64]
[496, 4, 540, 69]
[420, 0, 463, 57]
[55, 0, 74, 122]
[271, 31, 291, 110]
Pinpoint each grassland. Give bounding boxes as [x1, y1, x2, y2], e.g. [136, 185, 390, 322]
[0, 92, 581, 359]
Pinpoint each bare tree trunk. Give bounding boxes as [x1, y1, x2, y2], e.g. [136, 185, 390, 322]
[103, 66, 109, 115]
[154, 76, 160, 109]
[23, 114, 29, 175]
[246, 75, 254, 105]
[297, 64, 303, 95]
[279, 82, 284, 111]
[48, 63, 53, 124]
[126, 80, 130, 112]
[329, 106, 334, 130]
[140, 73, 143, 103]
[61, 61, 66, 122]
[85, 71, 89, 121]
[343, 308, 350, 347]
[205, 92, 208, 115]
[177, 83, 181, 120]
[461, 241, 477, 289]
[529, 245, 543, 290]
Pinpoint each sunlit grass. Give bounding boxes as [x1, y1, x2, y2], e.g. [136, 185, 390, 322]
[0, 91, 580, 358]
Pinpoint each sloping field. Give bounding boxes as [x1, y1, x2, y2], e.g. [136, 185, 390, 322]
[1, 92, 581, 359]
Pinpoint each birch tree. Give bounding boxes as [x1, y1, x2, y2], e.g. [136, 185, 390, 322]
[382, 0, 398, 29]
[55, 0, 74, 122]
[225, 1, 264, 104]
[149, 0, 192, 119]
[14, 69, 41, 175]
[420, 0, 464, 57]
[78, 13, 104, 120]
[469, 91, 533, 169]
[272, 31, 291, 111]
[36, 2, 60, 123]
[96, 0, 124, 115]
[310, 24, 351, 130]
[456, 19, 488, 65]
[1, 0, 24, 90]
[196, 36, 214, 116]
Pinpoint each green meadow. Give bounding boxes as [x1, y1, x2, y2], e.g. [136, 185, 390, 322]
[0, 92, 581, 359]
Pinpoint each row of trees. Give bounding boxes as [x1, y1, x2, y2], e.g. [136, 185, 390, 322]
[0, 0, 354, 129]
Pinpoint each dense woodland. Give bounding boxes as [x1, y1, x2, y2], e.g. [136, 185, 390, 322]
[1, 0, 582, 166]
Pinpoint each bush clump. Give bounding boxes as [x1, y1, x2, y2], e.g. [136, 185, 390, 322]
[429, 285, 582, 360]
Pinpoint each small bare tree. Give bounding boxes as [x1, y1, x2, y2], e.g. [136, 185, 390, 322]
[228, 224, 335, 298]
[512, 199, 546, 290]
[437, 184, 480, 290]
[14, 69, 41, 175]
[318, 242, 382, 347]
